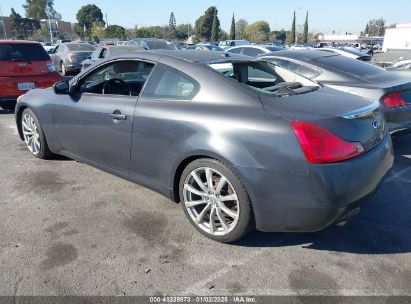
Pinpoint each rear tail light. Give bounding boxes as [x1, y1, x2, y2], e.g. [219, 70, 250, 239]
[291, 121, 365, 164]
[383, 92, 406, 108]
[47, 63, 57, 72]
[68, 53, 76, 62]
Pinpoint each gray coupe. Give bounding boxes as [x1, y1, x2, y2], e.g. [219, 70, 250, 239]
[260, 50, 411, 134]
[15, 50, 393, 242]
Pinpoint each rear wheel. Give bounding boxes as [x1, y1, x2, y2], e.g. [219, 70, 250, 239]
[179, 158, 253, 243]
[21, 108, 53, 159]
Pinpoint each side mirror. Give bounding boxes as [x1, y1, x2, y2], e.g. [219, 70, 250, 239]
[53, 81, 69, 94]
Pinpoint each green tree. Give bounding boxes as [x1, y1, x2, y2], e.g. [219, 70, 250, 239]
[229, 14, 236, 40]
[244, 21, 270, 43]
[289, 11, 296, 44]
[76, 4, 105, 39]
[195, 6, 220, 41]
[269, 29, 287, 42]
[366, 18, 385, 36]
[105, 25, 126, 39]
[23, 0, 61, 20]
[235, 19, 248, 39]
[210, 11, 219, 42]
[175, 23, 192, 40]
[303, 11, 308, 43]
[91, 20, 105, 39]
[364, 23, 369, 35]
[10, 8, 39, 39]
[169, 12, 176, 31]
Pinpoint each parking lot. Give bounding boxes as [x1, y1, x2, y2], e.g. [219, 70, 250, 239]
[0, 109, 410, 296]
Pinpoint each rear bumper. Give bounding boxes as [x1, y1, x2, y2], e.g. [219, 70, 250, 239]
[64, 64, 81, 74]
[0, 73, 62, 102]
[237, 133, 394, 232]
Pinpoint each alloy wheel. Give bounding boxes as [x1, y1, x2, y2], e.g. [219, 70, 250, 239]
[22, 113, 41, 155]
[183, 167, 240, 236]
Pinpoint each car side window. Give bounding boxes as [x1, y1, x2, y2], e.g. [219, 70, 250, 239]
[79, 60, 155, 96]
[100, 48, 107, 58]
[142, 64, 199, 100]
[228, 48, 241, 54]
[270, 59, 320, 79]
[91, 48, 101, 60]
[243, 48, 260, 57]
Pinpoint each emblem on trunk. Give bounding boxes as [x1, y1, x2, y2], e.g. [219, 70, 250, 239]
[372, 120, 380, 130]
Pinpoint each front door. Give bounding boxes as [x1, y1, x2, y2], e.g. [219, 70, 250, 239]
[53, 59, 155, 173]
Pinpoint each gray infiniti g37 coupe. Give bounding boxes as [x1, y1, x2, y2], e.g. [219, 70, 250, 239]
[15, 50, 394, 242]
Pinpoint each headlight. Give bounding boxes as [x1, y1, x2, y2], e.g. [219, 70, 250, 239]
[47, 63, 57, 72]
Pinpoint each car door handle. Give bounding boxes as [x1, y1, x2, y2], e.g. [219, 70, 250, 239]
[108, 113, 127, 120]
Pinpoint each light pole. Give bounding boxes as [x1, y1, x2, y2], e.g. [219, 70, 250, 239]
[0, 5, 7, 39]
[45, 3, 53, 43]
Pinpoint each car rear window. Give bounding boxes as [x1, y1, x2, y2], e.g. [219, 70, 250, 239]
[0, 43, 50, 61]
[66, 44, 95, 51]
[146, 41, 175, 50]
[313, 55, 385, 76]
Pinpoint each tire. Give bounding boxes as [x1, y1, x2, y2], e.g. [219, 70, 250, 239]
[21, 108, 53, 159]
[1, 103, 15, 111]
[179, 158, 254, 243]
[60, 62, 67, 76]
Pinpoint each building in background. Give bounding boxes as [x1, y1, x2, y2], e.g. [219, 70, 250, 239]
[383, 23, 411, 51]
[317, 33, 383, 47]
[0, 16, 73, 41]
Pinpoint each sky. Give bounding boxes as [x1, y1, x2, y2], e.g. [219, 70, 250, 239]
[1, 0, 410, 34]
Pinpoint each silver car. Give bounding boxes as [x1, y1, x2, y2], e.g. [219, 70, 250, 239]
[50, 43, 95, 76]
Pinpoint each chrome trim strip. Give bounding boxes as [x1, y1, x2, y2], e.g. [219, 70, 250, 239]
[338, 101, 380, 119]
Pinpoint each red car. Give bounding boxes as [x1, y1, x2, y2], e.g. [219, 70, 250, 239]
[0, 40, 62, 110]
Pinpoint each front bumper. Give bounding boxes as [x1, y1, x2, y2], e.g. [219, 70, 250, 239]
[237, 133, 394, 232]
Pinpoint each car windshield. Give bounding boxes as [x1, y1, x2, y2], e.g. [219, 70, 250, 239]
[110, 46, 141, 55]
[0, 43, 50, 61]
[66, 44, 95, 51]
[266, 46, 285, 52]
[313, 55, 385, 76]
[146, 41, 175, 50]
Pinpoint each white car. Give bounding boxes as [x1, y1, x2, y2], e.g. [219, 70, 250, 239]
[219, 40, 250, 50]
[317, 47, 371, 62]
[226, 45, 285, 57]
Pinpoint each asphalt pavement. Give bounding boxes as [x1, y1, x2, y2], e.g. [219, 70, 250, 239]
[0, 108, 410, 296]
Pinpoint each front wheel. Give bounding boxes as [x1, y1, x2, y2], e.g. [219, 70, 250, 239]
[21, 108, 53, 159]
[179, 158, 254, 243]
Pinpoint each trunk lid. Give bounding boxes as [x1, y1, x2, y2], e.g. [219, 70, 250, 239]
[260, 87, 386, 151]
[0, 60, 52, 77]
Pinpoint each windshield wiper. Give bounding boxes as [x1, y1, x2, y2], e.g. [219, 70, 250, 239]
[8, 58, 32, 64]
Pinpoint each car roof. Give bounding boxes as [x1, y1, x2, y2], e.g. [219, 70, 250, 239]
[130, 38, 168, 41]
[0, 40, 40, 44]
[260, 50, 337, 61]
[116, 49, 248, 63]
